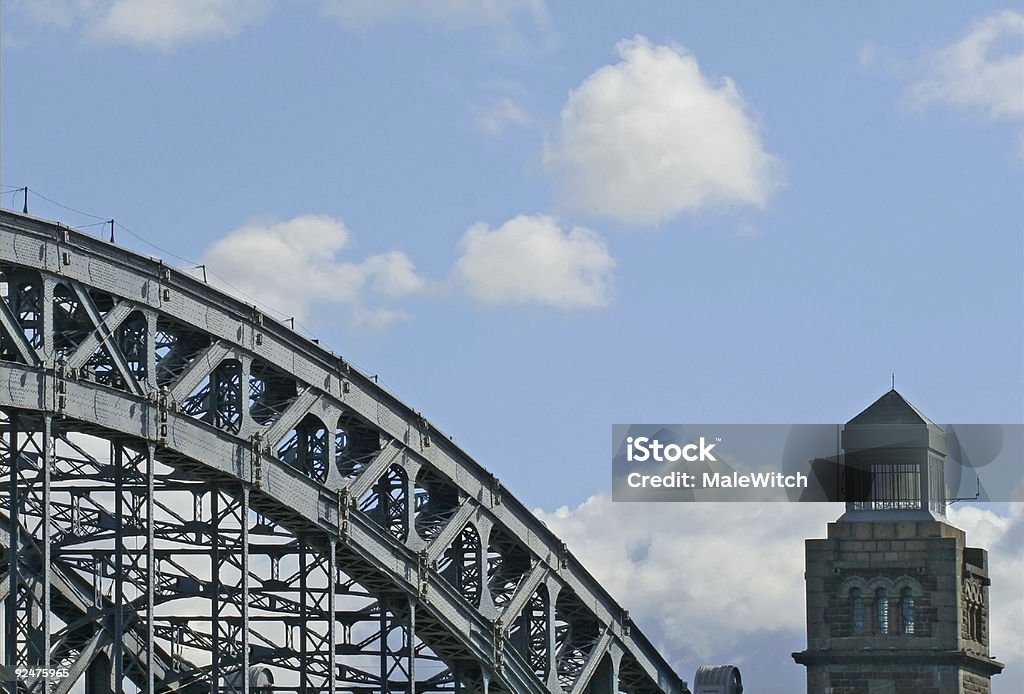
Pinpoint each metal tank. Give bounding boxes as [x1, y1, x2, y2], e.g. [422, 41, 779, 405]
[693, 665, 742, 694]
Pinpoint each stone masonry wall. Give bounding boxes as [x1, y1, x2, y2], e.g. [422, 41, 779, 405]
[805, 520, 964, 652]
[962, 671, 991, 694]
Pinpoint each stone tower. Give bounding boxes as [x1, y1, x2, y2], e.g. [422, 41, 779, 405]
[792, 390, 1003, 694]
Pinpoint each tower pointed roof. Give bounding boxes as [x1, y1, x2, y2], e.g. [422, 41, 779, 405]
[840, 389, 947, 521]
[846, 389, 941, 431]
[843, 389, 946, 454]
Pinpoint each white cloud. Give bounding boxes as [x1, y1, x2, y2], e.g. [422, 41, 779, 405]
[200, 214, 427, 327]
[859, 41, 881, 69]
[12, 0, 549, 47]
[948, 503, 1024, 677]
[93, 0, 272, 49]
[537, 499, 1024, 683]
[537, 497, 836, 665]
[320, 0, 546, 29]
[10, 0, 273, 49]
[907, 10, 1024, 121]
[454, 214, 615, 309]
[14, 0, 547, 45]
[476, 96, 534, 134]
[359, 251, 428, 299]
[544, 36, 783, 226]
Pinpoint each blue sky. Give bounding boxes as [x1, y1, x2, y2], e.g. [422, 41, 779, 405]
[2, 2, 1022, 692]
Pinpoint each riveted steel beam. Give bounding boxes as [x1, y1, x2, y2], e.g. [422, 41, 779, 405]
[0, 295, 40, 366]
[1, 209, 688, 694]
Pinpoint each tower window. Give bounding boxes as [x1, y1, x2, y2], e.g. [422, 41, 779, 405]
[850, 588, 864, 635]
[875, 589, 889, 635]
[928, 453, 946, 514]
[899, 588, 915, 634]
[870, 464, 921, 510]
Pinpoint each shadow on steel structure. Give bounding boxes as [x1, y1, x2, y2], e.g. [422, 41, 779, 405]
[0, 208, 688, 694]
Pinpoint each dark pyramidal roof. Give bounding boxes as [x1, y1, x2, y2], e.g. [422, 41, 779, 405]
[846, 389, 941, 431]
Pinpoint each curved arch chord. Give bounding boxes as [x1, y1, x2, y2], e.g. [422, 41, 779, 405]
[0, 209, 686, 694]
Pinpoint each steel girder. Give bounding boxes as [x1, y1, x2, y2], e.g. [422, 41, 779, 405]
[0, 209, 687, 694]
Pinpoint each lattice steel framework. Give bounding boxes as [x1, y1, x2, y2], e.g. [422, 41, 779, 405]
[0, 209, 687, 694]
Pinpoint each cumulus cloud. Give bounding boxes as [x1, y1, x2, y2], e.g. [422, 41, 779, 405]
[454, 214, 615, 309]
[907, 10, 1024, 121]
[544, 36, 783, 226]
[537, 498, 1024, 683]
[320, 0, 546, 30]
[200, 214, 427, 327]
[948, 503, 1024, 678]
[537, 498, 835, 666]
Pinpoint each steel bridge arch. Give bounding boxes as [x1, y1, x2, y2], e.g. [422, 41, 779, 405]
[0, 209, 687, 694]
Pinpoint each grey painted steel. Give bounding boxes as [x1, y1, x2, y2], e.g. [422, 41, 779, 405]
[692, 666, 742, 694]
[1, 209, 686, 694]
[0, 518, 185, 688]
[0, 298, 37, 366]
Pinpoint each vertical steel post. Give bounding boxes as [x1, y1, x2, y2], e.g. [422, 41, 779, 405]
[408, 596, 416, 694]
[327, 538, 337, 694]
[299, 539, 309, 694]
[4, 413, 19, 693]
[146, 443, 155, 694]
[112, 440, 125, 690]
[240, 485, 250, 694]
[211, 490, 221, 694]
[379, 596, 389, 694]
[41, 415, 52, 677]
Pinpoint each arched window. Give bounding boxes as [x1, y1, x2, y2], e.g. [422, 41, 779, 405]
[899, 588, 915, 634]
[850, 588, 864, 635]
[875, 589, 889, 635]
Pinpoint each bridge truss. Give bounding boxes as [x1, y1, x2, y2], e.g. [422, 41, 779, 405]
[0, 209, 686, 694]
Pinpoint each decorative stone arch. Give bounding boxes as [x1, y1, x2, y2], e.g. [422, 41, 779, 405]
[837, 576, 871, 636]
[892, 575, 924, 597]
[837, 576, 870, 600]
[864, 576, 895, 594]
